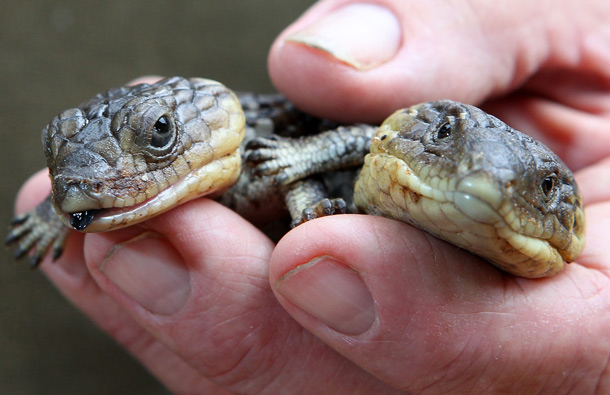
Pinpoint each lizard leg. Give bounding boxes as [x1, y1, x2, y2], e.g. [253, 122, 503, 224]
[6, 196, 70, 268]
[281, 177, 347, 227]
[246, 124, 376, 185]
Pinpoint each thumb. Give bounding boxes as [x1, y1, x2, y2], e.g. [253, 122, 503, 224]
[268, 0, 585, 123]
[268, 215, 504, 391]
[268, 215, 596, 392]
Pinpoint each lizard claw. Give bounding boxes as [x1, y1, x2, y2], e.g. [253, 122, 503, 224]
[245, 135, 312, 185]
[6, 197, 70, 268]
[290, 197, 347, 228]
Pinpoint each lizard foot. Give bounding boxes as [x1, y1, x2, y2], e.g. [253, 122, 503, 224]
[246, 124, 376, 186]
[291, 197, 347, 228]
[6, 197, 70, 268]
[245, 135, 304, 185]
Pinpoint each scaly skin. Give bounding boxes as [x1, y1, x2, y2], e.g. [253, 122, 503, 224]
[248, 101, 586, 278]
[6, 79, 585, 277]
[354, 101, 585, 278]
[6, 76, 367, 266]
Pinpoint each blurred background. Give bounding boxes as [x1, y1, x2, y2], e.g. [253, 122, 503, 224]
[0, 1, 313, 393]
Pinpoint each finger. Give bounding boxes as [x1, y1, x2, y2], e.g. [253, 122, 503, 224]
[268, 0, 610, 170]
[269, 215, 609, 392]
[575, 157, 610, 206]
[83, 199, 398, 393]
[14, 169, 51, 215]
[573, 158, 610, 275]
[13, 171, 228, 393]
[268, 0, 560, 122]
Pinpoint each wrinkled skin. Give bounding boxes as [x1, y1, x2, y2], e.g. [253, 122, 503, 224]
[15, 0, 610, 393]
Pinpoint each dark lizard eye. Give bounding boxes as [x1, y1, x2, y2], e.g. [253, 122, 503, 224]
[437, 122, 452, 139]
[541, 175, 557, 199]
[150, 115, 173, 148]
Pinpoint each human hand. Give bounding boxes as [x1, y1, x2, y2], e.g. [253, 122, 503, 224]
[18, 0, 610, 393]
[265, 0, 610, 392]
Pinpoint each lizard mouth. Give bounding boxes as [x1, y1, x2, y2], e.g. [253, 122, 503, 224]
[65, 189, 170, 231]
[63, 187, 171, 232]
[69, 210, 98, 230]
[60, 151, 242, 232]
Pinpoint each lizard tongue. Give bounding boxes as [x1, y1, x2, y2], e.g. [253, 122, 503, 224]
[69, 210, 97, 230]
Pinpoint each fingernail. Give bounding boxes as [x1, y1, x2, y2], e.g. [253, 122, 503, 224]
[285, 3, 401, 70]
[99, 232, 191, 316]
[276, 256, 375, 335]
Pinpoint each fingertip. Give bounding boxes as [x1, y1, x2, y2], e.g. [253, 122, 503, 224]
[85, 198, 275, 317]
[268, 2, 406, 123]
[270, 215, 514, 389]
[87, 229, 191, 316]
[14, 169, 51, 215]
[270, 216, 418, 336]
[271, 215, 501, 329]
[276, 254, 376, 335]
[269, 0, 550, 123]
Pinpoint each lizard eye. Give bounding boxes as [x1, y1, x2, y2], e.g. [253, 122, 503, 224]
[150, 115, 174, 148]
[540, 174, 558, 200]
[436, 122, 452, 139]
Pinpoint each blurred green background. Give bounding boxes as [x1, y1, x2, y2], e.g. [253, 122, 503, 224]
[0, 1, 312, 393]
